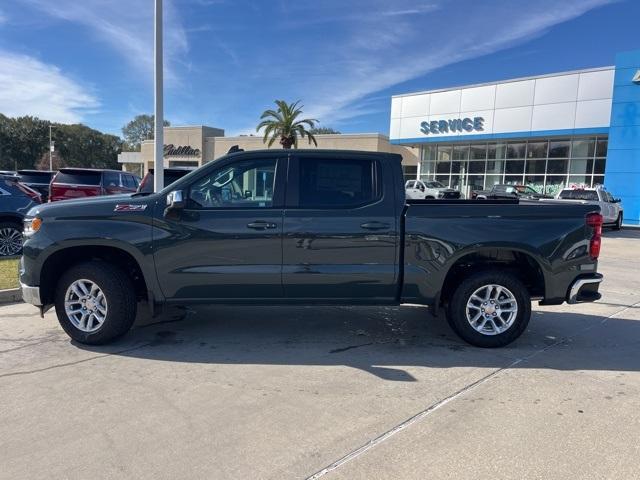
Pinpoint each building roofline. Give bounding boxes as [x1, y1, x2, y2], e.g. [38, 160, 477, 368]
[392, 65, 615, 99]
[214, 132, 390, 140]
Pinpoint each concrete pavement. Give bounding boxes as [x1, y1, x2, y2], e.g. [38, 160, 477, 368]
[0, 229, 639, 479]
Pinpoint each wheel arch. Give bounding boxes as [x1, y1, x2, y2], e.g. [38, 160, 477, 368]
[39, 244, 153, 308]
[439, 247, 546, 308]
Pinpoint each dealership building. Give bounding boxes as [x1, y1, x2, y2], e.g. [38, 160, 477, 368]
[390, 49, 640, 225]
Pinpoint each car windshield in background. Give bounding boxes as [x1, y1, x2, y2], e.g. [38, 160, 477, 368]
[55, 171, 102, 185]
[558, 189, 599, 201]
[425, 181, 445, 188]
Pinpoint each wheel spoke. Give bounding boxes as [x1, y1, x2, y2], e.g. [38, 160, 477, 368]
[64, 279, 108, 333]
[466, 283, 518, 336]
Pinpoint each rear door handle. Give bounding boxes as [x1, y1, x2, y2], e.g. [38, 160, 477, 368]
[360, 221, 390, 230]
[247, 221, 277, 230]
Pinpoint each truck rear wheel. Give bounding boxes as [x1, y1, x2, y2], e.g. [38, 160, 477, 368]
[54, 260, 137, 345]
[446, 270, 531, 348]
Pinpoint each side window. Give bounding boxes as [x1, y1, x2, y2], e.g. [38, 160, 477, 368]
[298, 158, 378, 208]
[188, 158, 277, 208]
[104, 172, 120, 187]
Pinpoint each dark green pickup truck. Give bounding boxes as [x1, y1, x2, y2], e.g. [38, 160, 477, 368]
[20, 150, 604, 347]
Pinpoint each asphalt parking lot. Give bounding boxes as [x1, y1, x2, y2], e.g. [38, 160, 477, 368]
[1, 230, 639, 480]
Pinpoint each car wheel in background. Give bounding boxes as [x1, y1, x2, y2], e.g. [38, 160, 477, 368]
[0, 221, 23, 257]
[446, 270, 531, 348]
[614, 212, 623, 231]
[54, 260, 137, 344]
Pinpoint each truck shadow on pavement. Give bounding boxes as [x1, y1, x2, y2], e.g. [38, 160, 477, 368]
[73, 302, 640, 382]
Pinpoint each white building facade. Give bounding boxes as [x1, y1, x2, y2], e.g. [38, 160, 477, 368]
[390, 66, 614, 199]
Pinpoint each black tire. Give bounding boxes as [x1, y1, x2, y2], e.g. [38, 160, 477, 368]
[54, 260, 137, 344]
[446, 270, 531, 348]
[425, 195, 435, 199]
[0, 221, 23, 257]
[613, 212, 623, 231]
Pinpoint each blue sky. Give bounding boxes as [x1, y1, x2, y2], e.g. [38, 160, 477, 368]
[0, 0, 638, 137]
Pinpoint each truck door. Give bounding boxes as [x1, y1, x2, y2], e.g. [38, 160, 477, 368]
[282, 153, 399, 302]
[152, 154, 286, 300]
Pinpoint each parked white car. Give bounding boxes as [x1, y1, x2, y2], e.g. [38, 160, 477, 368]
[543, 187, 623, 229]
[405, 180, 461, 200]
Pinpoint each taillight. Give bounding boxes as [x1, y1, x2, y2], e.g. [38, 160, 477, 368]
[586, 212, 603, 260]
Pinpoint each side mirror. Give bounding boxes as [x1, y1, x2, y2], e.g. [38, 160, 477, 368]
[166, 190, 185, 210]
[244, 190, 252, 199]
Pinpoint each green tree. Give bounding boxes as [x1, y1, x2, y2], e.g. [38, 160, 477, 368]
[309, 127, 341, 134]
[122, 114, 170, 151]
[53, 124, 123, 169]
[0, 115, 49, 170]
[257, 100, 318, 149]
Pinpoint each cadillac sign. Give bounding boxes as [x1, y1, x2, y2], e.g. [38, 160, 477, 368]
[163, 144, 201, 157]
[420, 117, 484, 135]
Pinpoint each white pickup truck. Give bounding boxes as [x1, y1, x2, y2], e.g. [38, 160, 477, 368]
[405, 180, 461, 200]
[545, 187, 623, 229]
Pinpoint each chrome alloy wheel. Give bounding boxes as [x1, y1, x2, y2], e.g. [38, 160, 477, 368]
[466, 284, 518, 335]
[0, 227, 22, 256]
[64, 279, 108, 332]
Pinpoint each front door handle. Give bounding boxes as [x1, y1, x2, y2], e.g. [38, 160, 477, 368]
[360, 221, 390, 230]
[247, 221, 277, 230]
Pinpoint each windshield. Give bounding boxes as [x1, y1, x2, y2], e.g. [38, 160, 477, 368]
[425, 181, 445, 188]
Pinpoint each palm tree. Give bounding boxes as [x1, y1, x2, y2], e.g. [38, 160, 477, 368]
[257, 100, 318, 149]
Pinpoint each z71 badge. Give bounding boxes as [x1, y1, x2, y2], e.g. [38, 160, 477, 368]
[114, 204, 147, 212]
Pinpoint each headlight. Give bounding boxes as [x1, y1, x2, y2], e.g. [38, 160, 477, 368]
[23, 217, 42, 237]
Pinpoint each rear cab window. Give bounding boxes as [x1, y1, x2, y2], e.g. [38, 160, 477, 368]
[558, 189, 599, 201]
[290, 156, 380, 208]
[53, 171, 102, 185]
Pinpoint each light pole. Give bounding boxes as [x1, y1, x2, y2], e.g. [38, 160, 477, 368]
[153, 0, 164, 192]
[49, 125, 54, 171]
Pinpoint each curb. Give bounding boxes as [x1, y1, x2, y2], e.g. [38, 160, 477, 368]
[0, 288, 22, 305]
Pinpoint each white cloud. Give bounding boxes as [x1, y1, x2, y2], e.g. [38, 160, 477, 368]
[268, 0, 618, 126]
[0, 50, 99, 123]
[23, 0, 188, 85]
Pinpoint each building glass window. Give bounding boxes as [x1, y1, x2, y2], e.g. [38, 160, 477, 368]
[470, 144, 487, 160]
[505, 160, 525, 174]
[506, 142, 526, 159]
[437, 145, 452, 162]
[526, 141, 548, 159]
[549, 140, 570, 158]
[571, 138, 595, 158]
[418, 135, 607, 196]
[526, 159, 546, 174]
[524, 176, 545, 193]
[452, 145, 469, 160]
[487, 143, 507, 159]
[569, 158, 593, 175]
[402, 165, 417, 183]
[596, 139, 608, 157]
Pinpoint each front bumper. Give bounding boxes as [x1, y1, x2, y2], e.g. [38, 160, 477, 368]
[567, 273, 603, 304]
[20, 283, 42, 307]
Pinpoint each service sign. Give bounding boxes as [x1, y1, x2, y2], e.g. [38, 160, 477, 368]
[420, 117, 484, 135]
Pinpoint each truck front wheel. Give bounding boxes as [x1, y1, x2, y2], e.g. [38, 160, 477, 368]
[54, 261, 137, 344]
[446, 271, 531, 348]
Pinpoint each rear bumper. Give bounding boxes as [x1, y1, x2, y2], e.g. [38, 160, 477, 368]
[567, 273, 603, 304]
[20, 283, 42, 307]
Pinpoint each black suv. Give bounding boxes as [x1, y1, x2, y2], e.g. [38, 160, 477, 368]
[0, 174, 42, 256]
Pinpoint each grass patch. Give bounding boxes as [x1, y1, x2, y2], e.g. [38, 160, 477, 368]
[0, 258, 20, 290]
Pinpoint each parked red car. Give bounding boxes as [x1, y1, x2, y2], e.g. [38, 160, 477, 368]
[49, 169, 141, 202]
